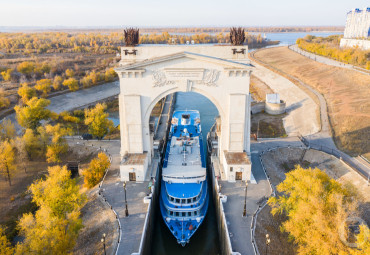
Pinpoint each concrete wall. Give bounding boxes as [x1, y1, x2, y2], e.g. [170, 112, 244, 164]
[209, 156, 234, 255]
[120, 45, 250, 64]
[136, 163, 160, 255]
[265, 100, 286, 115]
[251, 102, 265, 114]
[340, 38, 370, 50]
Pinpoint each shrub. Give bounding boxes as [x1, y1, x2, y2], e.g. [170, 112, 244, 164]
[82, 152, 110, 188]
[62, 78, 79, 91]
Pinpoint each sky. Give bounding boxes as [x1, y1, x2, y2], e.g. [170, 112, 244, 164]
[0, 0, 369, 27]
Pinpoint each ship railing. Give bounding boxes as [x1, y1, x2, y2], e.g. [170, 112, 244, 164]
[163, 175, 206, 179]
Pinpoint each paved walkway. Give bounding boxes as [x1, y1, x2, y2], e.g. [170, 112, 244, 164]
[154, 94, 174, 140]
[220, 137, 304, 255]
[251, 61, 320, 136]
[72, 139, 150, 255]
[289, 44, 370, 75]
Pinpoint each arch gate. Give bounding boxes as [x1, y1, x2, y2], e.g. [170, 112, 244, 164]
[115, 45, 252, 182]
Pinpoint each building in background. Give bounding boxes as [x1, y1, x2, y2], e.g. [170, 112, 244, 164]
[340, 7, 370, 50]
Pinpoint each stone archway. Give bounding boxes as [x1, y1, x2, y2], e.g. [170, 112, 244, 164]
[115, 45, 252, 182]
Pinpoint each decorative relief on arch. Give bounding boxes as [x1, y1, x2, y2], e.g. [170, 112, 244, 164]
[199, 69, 220, 86]
[152, 69, 220, 87]
[152, 70, 175, 87]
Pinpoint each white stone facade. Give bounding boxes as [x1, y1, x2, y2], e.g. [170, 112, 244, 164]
[340, 38, 370, 50]
[343, 8, 370, 39]
[115, 45, 252, 182]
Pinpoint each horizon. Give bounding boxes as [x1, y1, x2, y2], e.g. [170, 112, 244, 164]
[0, 0, 369, 27]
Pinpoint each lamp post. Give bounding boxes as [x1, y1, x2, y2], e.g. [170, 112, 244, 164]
[123, 181, 129, 217]
[242, 180, 248, 217]
[265, 233, 271, 255]
[101, 233, 106, 255]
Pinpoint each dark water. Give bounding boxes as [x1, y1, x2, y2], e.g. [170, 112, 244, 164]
[150, 92, 220, 255]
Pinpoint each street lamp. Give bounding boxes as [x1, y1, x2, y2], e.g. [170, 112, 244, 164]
[242, 180, 248, 217]
[101, 233, 106, 255]
[265, 233, 271, 255]
[123, 181, 129, 217]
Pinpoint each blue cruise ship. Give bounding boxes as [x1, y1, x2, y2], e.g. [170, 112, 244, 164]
[159, 110, 209, 246]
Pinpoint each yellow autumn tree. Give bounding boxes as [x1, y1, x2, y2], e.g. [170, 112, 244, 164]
[0, 119, 15, 141]
[84, 103, 114, 139]
[53, 75, 63, 90]
[35, 78, 52, 97]
[17, 61, 35, 75]
[268, 166, 360, 255]
[0, 140, 16, 186]
[1, 69, 12, 81]
[16, 206, 82, 255]
[0, 226, 14, 255]
[0, 88, 10, 109]
[14, 97, 51, 130]
[15, 165, 85, 254]
[82, 152, 110, 188]
[17, 83, 36, 103]
[104, 68, 117, 82]
[29, 165, 86, 217]
[45, 124, 71, 163]
[62, 78, 79, 91]
[22, 129, 39, 159]
[65, 68, 75, 78]
[352, 224, 370, 254]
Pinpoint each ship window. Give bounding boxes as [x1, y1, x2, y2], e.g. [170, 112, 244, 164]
[194, 211, 198, 216]
[170, 197, 174, 202]
[187, 198, 191, 203]
[182, 212, 186, 217]
[193, 197, 197, 202]
[170, 211, 173, 216]
[187, 212, 191, 217]
[176, 199, 180, 203]
[181, 199, 185, 204]
[175, 212, 179, 216]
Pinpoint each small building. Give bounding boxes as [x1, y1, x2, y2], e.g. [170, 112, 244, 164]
[120, 153, 149, 182]
[222, 151, 251, 182]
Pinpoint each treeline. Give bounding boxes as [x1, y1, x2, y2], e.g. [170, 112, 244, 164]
[140, 26, 344, 33]
[0, 31, 278, 55]
[297, 35, 370, 69]
[0, 32, 123, 54]
[140, 32, 278, 48]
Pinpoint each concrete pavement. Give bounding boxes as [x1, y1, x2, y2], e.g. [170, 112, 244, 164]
[220, 137, 304, 255]
[251, 61, 320, 137]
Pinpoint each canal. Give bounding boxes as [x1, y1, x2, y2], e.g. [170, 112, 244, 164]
[150, 92, 221, 255]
